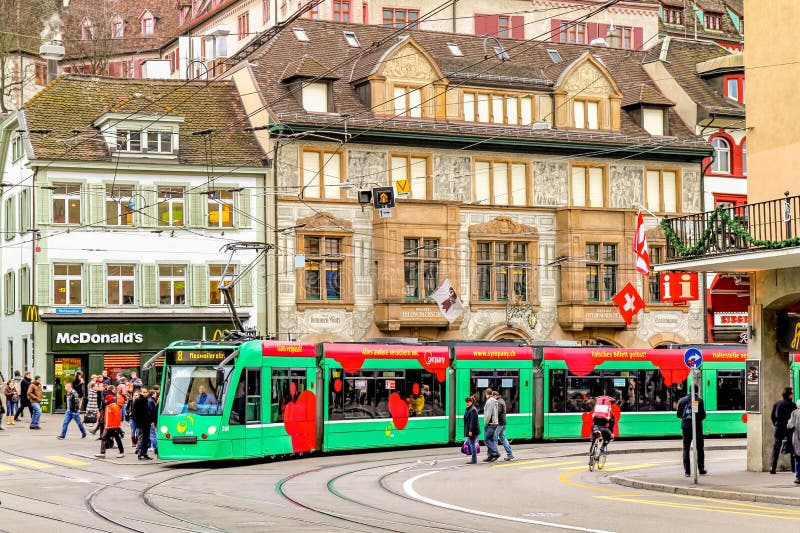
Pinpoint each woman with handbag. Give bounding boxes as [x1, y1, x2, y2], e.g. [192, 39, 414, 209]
[84, 378, 99, 427]
[4, 378, 19, 425]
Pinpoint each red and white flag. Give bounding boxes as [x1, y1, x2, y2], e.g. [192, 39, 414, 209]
[430, 278, 464, 323]
[633, 211, 650, 275]
[612, 282, 645, 325]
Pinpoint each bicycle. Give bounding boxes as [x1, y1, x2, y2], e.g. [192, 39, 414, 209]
[588, 430, 608, 471]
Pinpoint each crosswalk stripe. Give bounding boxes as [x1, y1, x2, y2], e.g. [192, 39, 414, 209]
[0, 464, 18, 471]
[12, 458, 54, 469]
[598, 462, 659, 472]
[521, 461, 582, 470]
[45, 455, 91, 466]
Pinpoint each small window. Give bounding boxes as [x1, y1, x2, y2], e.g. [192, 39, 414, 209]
[642, 107, 665, 136]
[494, 45, 510, 61]
[447, 42, 463, 57]
[293, 28, 309, 41]
[546, 49, 562, 64]
[343, 31, 360, 47]
[302, 82, 329, 113]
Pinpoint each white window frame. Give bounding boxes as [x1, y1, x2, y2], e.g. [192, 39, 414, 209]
[711, 137, 731, 174]
[302, 82, 329, 113]
[208, 190, 235, 228]
[54, 263, 83, 305]
[147, 131, 173, 153]
[117, 130, 142, 152]
[53, 183, 81, 224]
[158, 264, 187, 305]
[107, 264, 136, 306]
[209, 264, 236, 305]
[106, 185, 134, 226]
[157, 186, 184, 227]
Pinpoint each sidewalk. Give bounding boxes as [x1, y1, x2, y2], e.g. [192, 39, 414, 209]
[611, 455, 800, 506]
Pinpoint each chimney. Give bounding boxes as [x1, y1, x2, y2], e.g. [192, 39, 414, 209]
[39, 42, 65, 83]
[605, 26, 622, 49]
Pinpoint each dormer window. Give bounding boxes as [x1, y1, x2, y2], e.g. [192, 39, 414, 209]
[118, 130, 141, 151]
[343, 31, 360, 47]
[573, 99, 599, 129]
[81, 18, 94, 40]
[111, 16, 124, 38]
[302, 82, 330, 113]
[642, 107, 665, 136]
[147, 131, 173, 153]
[705, 13, 721, 30]
[725, 75, 745, 103]
[664, 7, 683, 25]
[141, 10, 155, 35]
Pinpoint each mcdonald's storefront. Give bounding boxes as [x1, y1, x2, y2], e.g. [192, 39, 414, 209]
[45, 317, 234, 412]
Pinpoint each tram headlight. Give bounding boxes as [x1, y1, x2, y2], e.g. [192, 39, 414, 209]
[160, 425, 168, 434]
[207, 426, 217, 435]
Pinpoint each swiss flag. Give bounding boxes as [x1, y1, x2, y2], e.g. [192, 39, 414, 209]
[612, 282, 645, 325]
[633, 211, 650, 275]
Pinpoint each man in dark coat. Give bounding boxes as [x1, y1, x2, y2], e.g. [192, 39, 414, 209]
[463, 396, 480, 464]
[677, 386, 707, 477]
[131, 390, 152, 460]
[770, 387, 796, 474]
[15, 372, 32, 422]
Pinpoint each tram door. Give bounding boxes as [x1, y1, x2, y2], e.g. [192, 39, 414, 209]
[229, 368, 263, 457]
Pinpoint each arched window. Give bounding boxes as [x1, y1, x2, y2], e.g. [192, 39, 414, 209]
[741, 139, 747, 175]
[711, 137, 730, 174]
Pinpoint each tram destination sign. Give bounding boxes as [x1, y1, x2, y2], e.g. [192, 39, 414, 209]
[167, 349, 231, 365]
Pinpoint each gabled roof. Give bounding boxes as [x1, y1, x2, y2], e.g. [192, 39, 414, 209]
[622, 85, 675, 108]
[644, 37, 744, 117]
[281, 56, 340, 83]
[21, 75, 266, 166]
[660, 0, 743, 46]
[248, 19, 703, 150]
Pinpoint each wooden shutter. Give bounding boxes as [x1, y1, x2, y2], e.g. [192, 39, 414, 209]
[598, 24, 610, 42]
[139, 187, 157, 227]
[633, 27, 643, 50]
[550, 19, 562, 42]
[139, 264, 157, 307]
[238, 189, 252, 229]
[187, 188, 206, 228]
[35, 263, 51, 306]
[88, 263, 105, 307]
[36, 179, 52, 225]
[587, 22, 598, 43]
[89, 184, 105, 225]
[511, 16, 524, 39]
[191, 264, 208, 307]
[475, 14, 490, 35]
[238, 269, 253, 307]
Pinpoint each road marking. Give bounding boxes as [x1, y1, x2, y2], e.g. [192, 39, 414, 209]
[45, 455, 91, 466]
[0, 464, 18, 471]
[12, 458, 53, 469]
[403, 470, 616, 533]
[492, 458, 548, 468]
[599, 463, 660, 472]
[521, 461, 582, 470]
[667, 493, 800, 515]
[598, 496, 800, 521]
[560, 463, 621, 470]
[558, 468, 639, 495]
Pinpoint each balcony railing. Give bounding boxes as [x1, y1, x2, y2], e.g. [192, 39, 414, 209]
[662, 194, 800, 262]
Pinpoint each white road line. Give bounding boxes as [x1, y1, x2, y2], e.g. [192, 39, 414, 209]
[402, 471, 616, 533]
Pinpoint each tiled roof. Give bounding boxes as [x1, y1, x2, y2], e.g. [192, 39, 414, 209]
[645, 37, 744, 117]
[725, 0, 744, 15]
[281, 56, 340, 82]
[249, 19, 704, 150]
[22, 75, 267, 166]
[622, 85, 675, 107]
[660, 0, 743, 45]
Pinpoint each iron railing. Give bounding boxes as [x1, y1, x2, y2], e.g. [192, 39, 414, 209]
[662, 194, 800, 261]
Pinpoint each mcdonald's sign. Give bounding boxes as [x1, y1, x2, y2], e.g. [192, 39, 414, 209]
[22, 305, 40, 322]
[211, 328, 231, 341]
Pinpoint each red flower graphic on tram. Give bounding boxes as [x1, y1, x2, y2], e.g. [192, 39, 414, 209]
[388, 392, 409, 430]
[283, 390, 316, 453]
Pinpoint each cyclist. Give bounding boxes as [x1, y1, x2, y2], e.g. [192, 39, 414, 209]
[590, 396, 616, 454]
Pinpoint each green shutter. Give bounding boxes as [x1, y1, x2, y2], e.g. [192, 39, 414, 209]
[20, 189, 30, 233]
[191, 264, 208, 307]
[139, 264, 157, 307]
[88, 263, 105, 307]
[187, 189, 206, 228]
[139, 187, 157, 228]
[238, 269, 253, 307]
[89, 184, 105, 226]
[238, 189, 252, 229]
[35, 179, 52, 225]
[35, 263, 51, 306]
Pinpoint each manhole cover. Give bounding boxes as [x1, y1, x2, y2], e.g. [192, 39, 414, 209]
[523, 512, 564, 518]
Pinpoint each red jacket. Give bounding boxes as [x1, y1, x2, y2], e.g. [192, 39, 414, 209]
[105, 402, 122, 429]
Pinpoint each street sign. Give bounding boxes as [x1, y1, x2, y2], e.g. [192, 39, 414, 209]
[372, 186, 395, 209]
[684, 347, 703, 369]
[55, 307, 83, 315]
[394, 179, 410, 198]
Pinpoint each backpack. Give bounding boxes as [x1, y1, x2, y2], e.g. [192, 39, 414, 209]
[682, 400, 693, 420]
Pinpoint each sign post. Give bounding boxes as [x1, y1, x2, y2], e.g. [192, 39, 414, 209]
[683, 348, 703, 485]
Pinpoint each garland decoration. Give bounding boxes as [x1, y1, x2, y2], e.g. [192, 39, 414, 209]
[661, 206, 800, 258]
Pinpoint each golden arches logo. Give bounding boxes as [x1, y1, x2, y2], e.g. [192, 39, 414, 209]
[791, 323, 800, 351]
[211, 329, 231, 341]
[22, 305, 39, 322]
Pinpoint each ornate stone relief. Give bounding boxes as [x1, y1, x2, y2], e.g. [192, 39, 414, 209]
[682, 169, 701, 212]
[609, 165, 643, 209]
[533, 161, 568, 206]
[468, 215, 538, 237]
[348, 150, 386, 194]
[277, 144, 298, 194]
[433, 155, 471, 201]
[379, 44, 438, 81]
[297, 211, 353, 231]
[562, 60, 614, 95]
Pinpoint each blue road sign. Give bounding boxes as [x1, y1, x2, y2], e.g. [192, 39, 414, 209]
[55, 308, 83, 315]
[684, 347, 703, 369]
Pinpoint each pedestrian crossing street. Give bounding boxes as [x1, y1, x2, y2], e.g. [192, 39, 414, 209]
[0, 455, 92, 471]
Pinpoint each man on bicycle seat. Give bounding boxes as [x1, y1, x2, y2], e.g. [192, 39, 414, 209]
[590, 396, 616, 453]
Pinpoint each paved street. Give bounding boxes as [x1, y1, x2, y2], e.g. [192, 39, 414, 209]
[1, 414, 798, 532]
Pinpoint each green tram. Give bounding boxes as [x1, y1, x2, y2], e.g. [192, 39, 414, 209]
[153, 340, 747, 461]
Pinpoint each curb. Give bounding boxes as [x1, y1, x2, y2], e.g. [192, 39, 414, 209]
[610, 475, 800, 506]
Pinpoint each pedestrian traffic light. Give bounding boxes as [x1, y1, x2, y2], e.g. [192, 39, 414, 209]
[372, 186, 395, 209]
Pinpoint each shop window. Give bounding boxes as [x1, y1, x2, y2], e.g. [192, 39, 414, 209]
[229, 368, 261, 424]
[157, 186, 184, 226]
[469, 369, 520, 414]
[53, 183, 81, 224]
[107, 264, 135, 305]
[106, 185, 134, 226]
[158, 264, 186, 305]
[403, 238, 439, 300]
[208, 189, 234, 228]
[476, 241, 529, 302]
[586, 243, 616, 301]
[328, 369, 445, 420]
[271, 368, 307, 422]
[54, 263, 82, 305]
[716, 370, 745, 410]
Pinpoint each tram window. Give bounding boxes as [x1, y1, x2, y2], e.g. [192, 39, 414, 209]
[566, 376, 604, 412]
[229, 368, 261, 425]
[716, 370, 745, 410]
[469, 370, 520, 414]
[328, 368, 445, 420]
[637, 370, 685, 411]
[603, 371, 638, 412]
[549, 370, 566, 413]
[161, 366, 226, 416]
[271, 368, 307, 423]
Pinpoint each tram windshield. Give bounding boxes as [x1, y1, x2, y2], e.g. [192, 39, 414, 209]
[161, 366, 231, 416]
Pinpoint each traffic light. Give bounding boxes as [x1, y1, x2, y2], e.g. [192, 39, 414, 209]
[372, 186, 395, 209]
